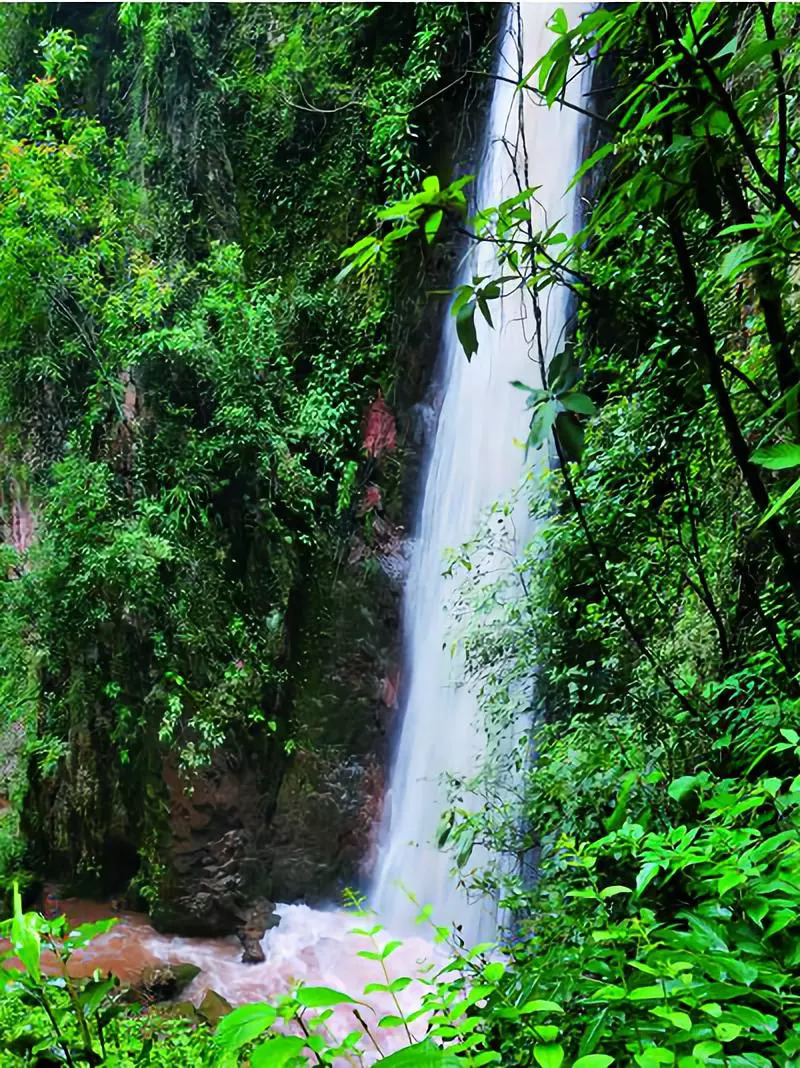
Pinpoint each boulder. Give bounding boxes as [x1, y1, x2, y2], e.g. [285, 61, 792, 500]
[236, 898, 278, 964]
[153, 1000, 204, 1025]
[138, 961, 201, 1001]
[198, 988, 233, 1025]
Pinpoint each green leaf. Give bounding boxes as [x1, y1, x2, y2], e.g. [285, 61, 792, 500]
[668, 775, 699, 802]
[567, 142, 615, 192]
[634, 1047, 675, 1066]
[550, 8, 568, 34]
[250, 1036, 306, 1067]
[10, 886, 40, 984]
[379, 1039, 461, 1066]
[529, 401, 559, 449]
[560, 392, 597, 415]
[476, 293, 494, 328]
[548, 349, 577, 391]
[425, 210, 443, 245]
[716, 871, 745, 896]
[573, 1058, 614, 1068]
[692, 1041, 722, 1059]
[215, 1004, 277, 1051]
[728, 35, 792, 75]
[78, 977, 115, 1015]
[455, 301, 479, 360]
[483, 961, 505, 984]
[520, 1000, 563, 1014]
[554, 411, 584, 460]
[714, 1022, 741, 1042]
[628, 984, 668, 1000]
[751, 443, 800, 470]
[635, 862, 661, 896]
[757, 474, 800, 526]
[456, 826, 476, 866]
[764, 908, 795, 937]
[534, 1043, 564, 1068]
[295, 985, 357, 1008]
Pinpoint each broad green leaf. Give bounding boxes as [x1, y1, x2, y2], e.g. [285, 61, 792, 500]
[215, 1004, 277, 1051]
[534, 1043, 564, 1068]
[548, 349, 577, 391]
[560, 392, 597, 416]
[380, 1039, 461, 1066]
[573, 1058, 614, 1068]
[635, 862, 661, 896]
[295, 985, 357, 1008]
[483, 962, 505, 983]
[668, 776, 699, 802]
[455, 301, 479, 360]
[764, 908, 795, 937]
[714, 1022, 741, 1042]
[751, 443, 800, 470]
[692, 1041, 722, 1059]
[10, 887, 40, 984]
[628, 984, 668, 1001]
[250, 1036, 306, 1067]
[717, 871, 745, 896]
[425, 210, 443, 245]
[554, 411, 584, 460]
[520, 1000, 563, 1014]
[634, 1047, 675, 1066]
[529, 400, 559, 449]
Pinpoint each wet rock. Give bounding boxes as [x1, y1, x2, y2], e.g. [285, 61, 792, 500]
[236, 898, 278, 964]
[154, 1000, 204, 1025]
[139, 961, 201, 1000]
[151, 753, 284, 939]
[198, 988, 233, 1025]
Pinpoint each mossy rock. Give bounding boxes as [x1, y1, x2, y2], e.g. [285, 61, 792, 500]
[139, 961, 201, 1000]
[198, 988, 233, 1025]
[154, 1000, 204, 1025]
[171, 962, 202, 992]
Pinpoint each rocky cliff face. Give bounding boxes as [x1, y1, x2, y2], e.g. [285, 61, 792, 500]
[0, 2, 495, 933]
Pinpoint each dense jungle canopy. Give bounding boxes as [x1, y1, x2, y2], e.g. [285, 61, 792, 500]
[2, 2, 800, 1066]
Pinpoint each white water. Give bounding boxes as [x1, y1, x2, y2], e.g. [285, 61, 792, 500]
[372, 3, 588, 944]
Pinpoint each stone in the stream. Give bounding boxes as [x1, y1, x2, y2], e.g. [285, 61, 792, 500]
[198, 989, 233, 1025]
[139, 961, 201, 1000]
[235, 898, 278, 964]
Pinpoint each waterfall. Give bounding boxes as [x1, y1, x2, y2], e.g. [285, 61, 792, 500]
[372, 3, 588, 944]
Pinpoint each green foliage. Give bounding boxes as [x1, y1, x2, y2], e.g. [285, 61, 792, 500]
[0, 2, 493, 893]
[341, 3, 800, 1066]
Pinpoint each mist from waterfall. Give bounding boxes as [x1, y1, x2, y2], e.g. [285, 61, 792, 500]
[372, 3, 588, 945]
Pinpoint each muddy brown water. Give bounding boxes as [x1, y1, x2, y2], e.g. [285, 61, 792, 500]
[2, 897, 441, 1057]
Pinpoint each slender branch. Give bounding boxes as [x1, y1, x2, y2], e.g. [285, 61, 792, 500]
[468, 69, 611, 127]
[715, 163, 799, 432]
[666, 207, 800, 602]
[668, 13, 800, 227]
[720, 360, 770, 408]
[550, 428, 698, 717]
[677, 465, 730, 660]
[760, 3, 787, 195]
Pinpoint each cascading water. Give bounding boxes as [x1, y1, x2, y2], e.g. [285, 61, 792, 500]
[372, 2, 588, 944]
